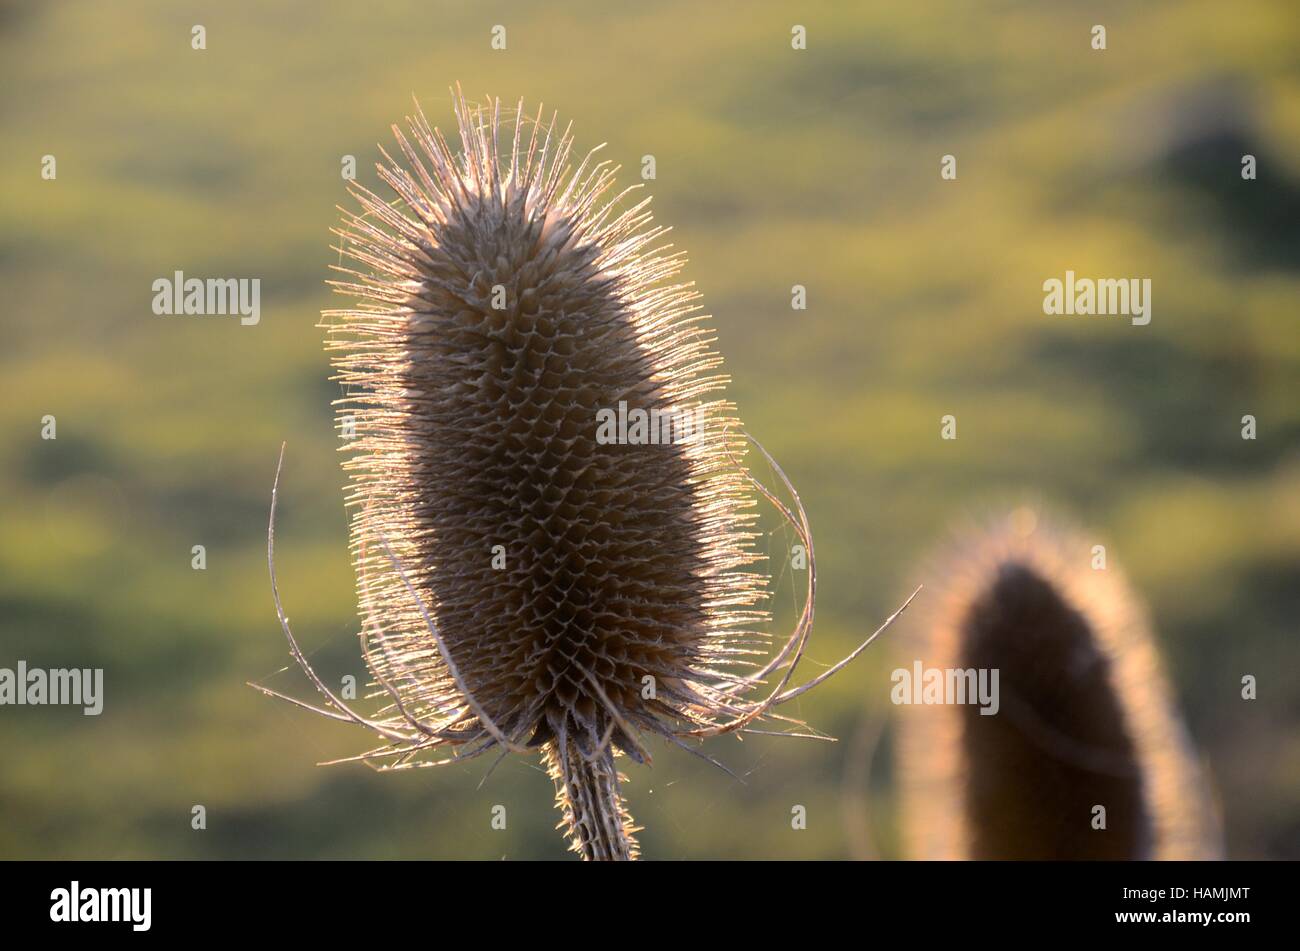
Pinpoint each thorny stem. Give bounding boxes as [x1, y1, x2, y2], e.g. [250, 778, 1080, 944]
[543, 741, 638, 861]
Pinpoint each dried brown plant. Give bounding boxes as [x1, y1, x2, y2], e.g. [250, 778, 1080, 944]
[256, 88, 910, 860]
[895, 508, 1221, 859]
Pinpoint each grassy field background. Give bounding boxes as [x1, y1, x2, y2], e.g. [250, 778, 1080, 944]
[1, 0, 1297, 859]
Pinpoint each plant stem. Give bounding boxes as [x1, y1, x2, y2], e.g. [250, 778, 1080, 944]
[543, 740, 638, 861]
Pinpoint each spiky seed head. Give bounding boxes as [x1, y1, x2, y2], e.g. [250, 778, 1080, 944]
[895, 508, 1221, 860]
[290, 88, 848, 860]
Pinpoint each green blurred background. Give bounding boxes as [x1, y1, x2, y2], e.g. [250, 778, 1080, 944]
[1, 0, 1297, 859]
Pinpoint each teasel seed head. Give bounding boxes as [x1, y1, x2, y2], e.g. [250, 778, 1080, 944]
[258, 87, 908, 860]
[895, 508, 1221, 859]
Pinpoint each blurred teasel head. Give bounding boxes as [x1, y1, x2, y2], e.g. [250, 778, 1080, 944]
[258, 88, 907, 860]
[894, 508, 1221, 860]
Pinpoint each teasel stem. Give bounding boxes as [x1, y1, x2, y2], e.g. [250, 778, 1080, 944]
[543, 741, 638, 861]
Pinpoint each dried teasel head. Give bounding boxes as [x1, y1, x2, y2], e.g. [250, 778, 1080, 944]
[894, 508, 1221, 860]
[257, 88, 909, 860]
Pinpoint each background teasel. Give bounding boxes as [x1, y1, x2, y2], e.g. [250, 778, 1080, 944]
[894, 508, 1222, 860]
[258, 90, 905, 860]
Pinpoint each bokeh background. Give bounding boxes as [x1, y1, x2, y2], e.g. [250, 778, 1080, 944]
[1, 0, 1297, 859]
